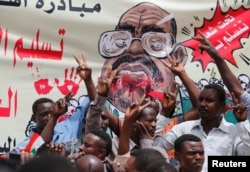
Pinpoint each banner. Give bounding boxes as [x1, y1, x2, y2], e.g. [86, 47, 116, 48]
[0, 0, 249, 153]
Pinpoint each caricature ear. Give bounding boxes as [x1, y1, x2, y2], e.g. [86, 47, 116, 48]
[169, 44, 188, 66]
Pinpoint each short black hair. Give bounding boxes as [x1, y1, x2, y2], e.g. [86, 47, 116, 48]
[135, 100, 158, 120]
[18, 154, 74, 172]
[145, 161, 177, 172]
[130, 148, 166, 171]
[174, 134, 201, 152]
[90, 129, 112, 156]
[32, 98, 54, 114]
[203, 84, 226, 104]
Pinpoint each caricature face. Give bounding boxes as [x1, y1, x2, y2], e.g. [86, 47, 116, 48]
[99, 3, 180, 112]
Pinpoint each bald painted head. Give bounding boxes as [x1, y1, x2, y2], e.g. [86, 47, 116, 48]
[99, 2, 178, 112]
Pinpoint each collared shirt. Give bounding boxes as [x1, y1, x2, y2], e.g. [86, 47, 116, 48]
[85, 94, 107, 134]
[157, 114, 184, 168]
[52, 96, 90, 143]
[12, 96, 90, 154]
[153, 116, 250, 172]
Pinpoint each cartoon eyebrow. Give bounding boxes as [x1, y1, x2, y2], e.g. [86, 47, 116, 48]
[157, 12, 175, 25]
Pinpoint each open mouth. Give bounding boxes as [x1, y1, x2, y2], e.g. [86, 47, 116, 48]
[114, 63, 153, 93]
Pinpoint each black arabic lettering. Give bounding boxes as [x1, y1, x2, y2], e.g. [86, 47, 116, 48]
[82, 3, 101, 13]
[82, 3, 93, 13]
[0, 137, 16, 153]
[0, 0, 21, 7]
[44, 1, 55, 14]
[93, 3, 101, 13]
[24, 0, 27, 7]
[68, 1, 101, 17]
[57, 0, 66, 11]
[68, 0, 83, 12]
[36, 0, 44, 9]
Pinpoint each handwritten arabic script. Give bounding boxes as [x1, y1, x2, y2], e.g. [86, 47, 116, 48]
[181, 3, 250, 71]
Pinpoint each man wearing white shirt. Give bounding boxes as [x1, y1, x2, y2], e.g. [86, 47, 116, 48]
[153, 84, 250, 172]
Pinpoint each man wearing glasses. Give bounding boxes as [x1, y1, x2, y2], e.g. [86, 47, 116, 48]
[98, 2, 188, 118]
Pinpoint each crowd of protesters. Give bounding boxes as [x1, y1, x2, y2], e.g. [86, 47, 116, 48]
[1, 2, 250, 172]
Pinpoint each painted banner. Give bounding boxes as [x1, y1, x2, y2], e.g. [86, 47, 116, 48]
[0, 0, 249, 153]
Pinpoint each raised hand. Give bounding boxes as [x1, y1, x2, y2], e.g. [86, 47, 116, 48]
[231, 92, 247, 122]
[54, 92, 73, 117]
[125, 98, 151, 122]
[169, 44, 188, 66]
[192, 31, 220, 59]
[161, 54, 185, 76]
[97, 69, 118, 96]
[73, 52, 92, 81]
[161, 80, 180, 117]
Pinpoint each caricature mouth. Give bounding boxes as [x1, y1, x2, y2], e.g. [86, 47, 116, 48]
[108, 55, 165, 111]
[116, 63, 153, 89]
[112, 55, 164, 83]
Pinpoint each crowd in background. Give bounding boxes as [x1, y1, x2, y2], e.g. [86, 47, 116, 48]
[1, 2, 250, 172]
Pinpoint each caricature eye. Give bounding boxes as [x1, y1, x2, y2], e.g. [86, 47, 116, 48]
[113, 38, 129, 48]
[147, 36, 165, 50]
[141, 32, 175, 58]
[98, 31, 132, 58]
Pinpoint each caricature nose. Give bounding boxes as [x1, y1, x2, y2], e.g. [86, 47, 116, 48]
[126, 39, 144, 57]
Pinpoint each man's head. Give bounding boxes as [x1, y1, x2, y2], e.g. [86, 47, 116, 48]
[18, 154, 74, 172]
[32, 98, 54, 133]
[83, 106, 109, 133]
[75, 155, 104, 172]
[174, 134, 204, 172]
[100, 107, 110, 131]
[79, 129, 112, 160]
[99, 2, 187, 112]
[125, 148, 166, 172]
[134, 101, 158, 137]
[198, 84, 226, 121]
[145, 161, 177, 172]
